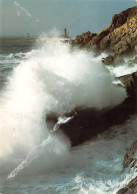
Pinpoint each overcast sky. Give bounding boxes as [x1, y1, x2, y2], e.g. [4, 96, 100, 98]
[0, 0, 136, 37]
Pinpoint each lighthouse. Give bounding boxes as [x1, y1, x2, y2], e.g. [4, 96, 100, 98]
[60, 28, 70, 38]
[26, 33, 30, 40]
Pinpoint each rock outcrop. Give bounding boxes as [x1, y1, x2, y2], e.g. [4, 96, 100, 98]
[46, 72, 137, 146]
[71, 6, 137, 55]
[68, 6, 137, 193]
[102, 55, 114, 65]
[118, 71, 137, 99]
[118, 72, 137, 87]
[123, 141, 137, 169]
[70, 31, 97, 47]
[116, 140, 137, 194]
[117, 176, 137, 194]
[116, 121, 137, 194]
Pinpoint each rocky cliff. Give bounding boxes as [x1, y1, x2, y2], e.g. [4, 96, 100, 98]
[116, 73, 137, 194]
[71, 6, 137, 55]
[46, 69, 137, 193]
[116, 141, 137, 194]
[67, 7, 137, 192]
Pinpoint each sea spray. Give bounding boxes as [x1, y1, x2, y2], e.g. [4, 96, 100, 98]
[0, 36, 127, 178]
[8, 133, 70, 178]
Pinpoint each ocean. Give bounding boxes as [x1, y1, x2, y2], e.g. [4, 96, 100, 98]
[0, 35, 137, 194]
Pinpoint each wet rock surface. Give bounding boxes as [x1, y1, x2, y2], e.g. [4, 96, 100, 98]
[117, 140, 137, 194]
[116, 110, 137, 194]
[102, 55, 114, 65]
[118, 72, 137, 87]
[128, 56, 137, 66]
[123, 141, 137, 169]
[65, 7, 137, 191]
[46, 72, 137, 194]
[46, 72, 137, 146]
[118, 72, 137, 98]
[116, 176, 137, 194]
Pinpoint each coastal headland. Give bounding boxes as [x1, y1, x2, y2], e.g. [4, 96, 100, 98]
[48, 6, 137, 193]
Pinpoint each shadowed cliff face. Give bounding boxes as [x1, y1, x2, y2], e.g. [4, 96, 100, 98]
[71, 6, 137, 55]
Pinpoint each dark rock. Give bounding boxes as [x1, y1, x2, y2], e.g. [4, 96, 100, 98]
[47, 95, 137, 147]
[123, 141, 137, 169]
[68, 6, 137, 193]
[46, 112, 58, 129]
[102, 55, 114, 65]
[118, 72, 137, 88]
[116, 72, 137, 194]
[46, 72, 137, 146]
[116, 176, 137, 194]
[61, 100, 137, 146]
[118, 72, 137, 99]
[117, 187, 128, 194]
[45, 72, 137, 147]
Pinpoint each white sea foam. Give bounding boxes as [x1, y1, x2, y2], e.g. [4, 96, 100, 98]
[108, 62, 137, 77]
[0, 35, 131, 191]
[105, 53, 137, 77]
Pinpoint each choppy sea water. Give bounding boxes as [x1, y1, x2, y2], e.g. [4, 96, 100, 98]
[0, 36, 137, 194]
